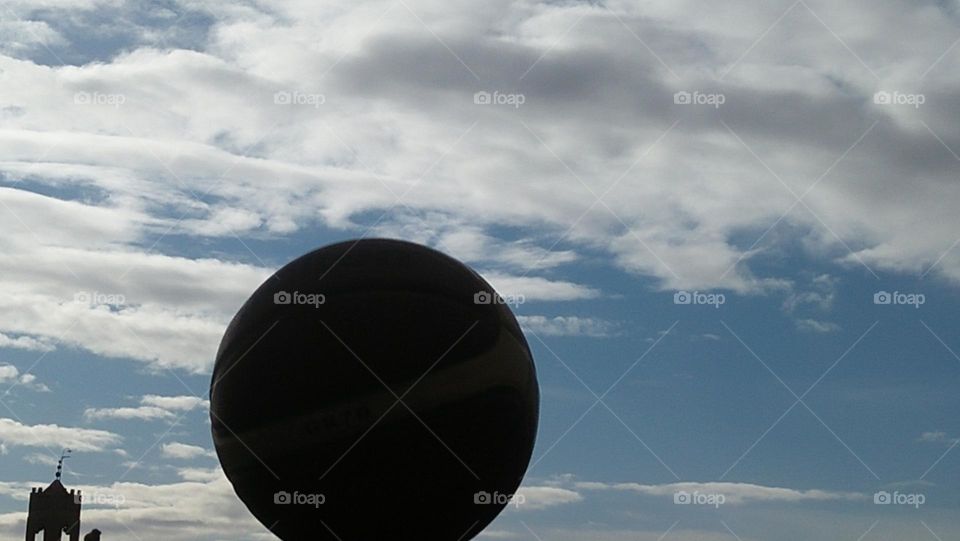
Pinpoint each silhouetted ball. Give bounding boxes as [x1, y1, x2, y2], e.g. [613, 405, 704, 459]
[211, 239, 539, 541]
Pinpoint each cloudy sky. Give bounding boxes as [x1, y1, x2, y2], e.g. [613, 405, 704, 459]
[1, 0, 960, 539]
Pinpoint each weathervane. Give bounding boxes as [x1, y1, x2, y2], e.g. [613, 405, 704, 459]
[55, 449, 72, 481]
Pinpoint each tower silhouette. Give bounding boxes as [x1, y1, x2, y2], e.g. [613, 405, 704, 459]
[24, 451, 81, 541]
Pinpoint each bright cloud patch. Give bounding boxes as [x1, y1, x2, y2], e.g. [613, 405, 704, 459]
[0, 418, 120, 452]
[517, 316, 617, 338]
[160, 442, 215, 460]
[84, 395, 209, 423]
[576, 481, 864, 505]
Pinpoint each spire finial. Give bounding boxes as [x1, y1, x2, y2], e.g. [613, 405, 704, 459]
[55, 449, 72, 481]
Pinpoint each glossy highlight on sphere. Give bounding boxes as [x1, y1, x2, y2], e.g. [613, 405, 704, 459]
[210, 239, 539, 541]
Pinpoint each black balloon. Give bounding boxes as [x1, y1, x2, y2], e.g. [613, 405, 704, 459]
[210, 239, 539, 540]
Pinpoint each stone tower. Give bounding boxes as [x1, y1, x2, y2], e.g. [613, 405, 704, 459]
[24, 451, 81, 541]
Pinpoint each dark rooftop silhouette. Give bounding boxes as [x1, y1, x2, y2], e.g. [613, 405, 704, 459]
[24, 450, 103, 541]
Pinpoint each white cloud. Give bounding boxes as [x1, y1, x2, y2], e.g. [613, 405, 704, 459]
[372, 218, 579, 272]
[175, 467, 223, 483]
[0, 0, 958, 376]
[0, 0, 958, 295]
[16, 374, 49, 392]
[0, 365, 50, 393]
[0, 418, 120, 452]
[477, 530, 522, 539]
[84, 395, 209, 423]
[0, 20, 64, 56]
[576, 481, 863, 505]
[0, 366, 17, 382]
[140, 395, 209, 412]
[919, 431, 960, 444]
[513, 486, 583, 510]
[783, 274, 838, 313]
[0, 295, 224, 375]
[21, 453, 59, 466]
[482, 273, 601, 302]
[518, 315, 617, 338]
[160, 442, 215, 460]
[0, 333, 54, 352]
[83, 406, 176, 422]
[498, 528, 755, 541]
[795, 318, 841, 333]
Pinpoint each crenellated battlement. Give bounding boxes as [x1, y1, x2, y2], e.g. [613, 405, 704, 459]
[24, 450, 101, 541]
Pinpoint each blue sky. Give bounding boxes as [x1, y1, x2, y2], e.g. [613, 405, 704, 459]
[2, 1, 960, 539]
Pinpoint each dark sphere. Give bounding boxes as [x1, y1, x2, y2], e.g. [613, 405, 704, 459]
[210, 239, 539, 541]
